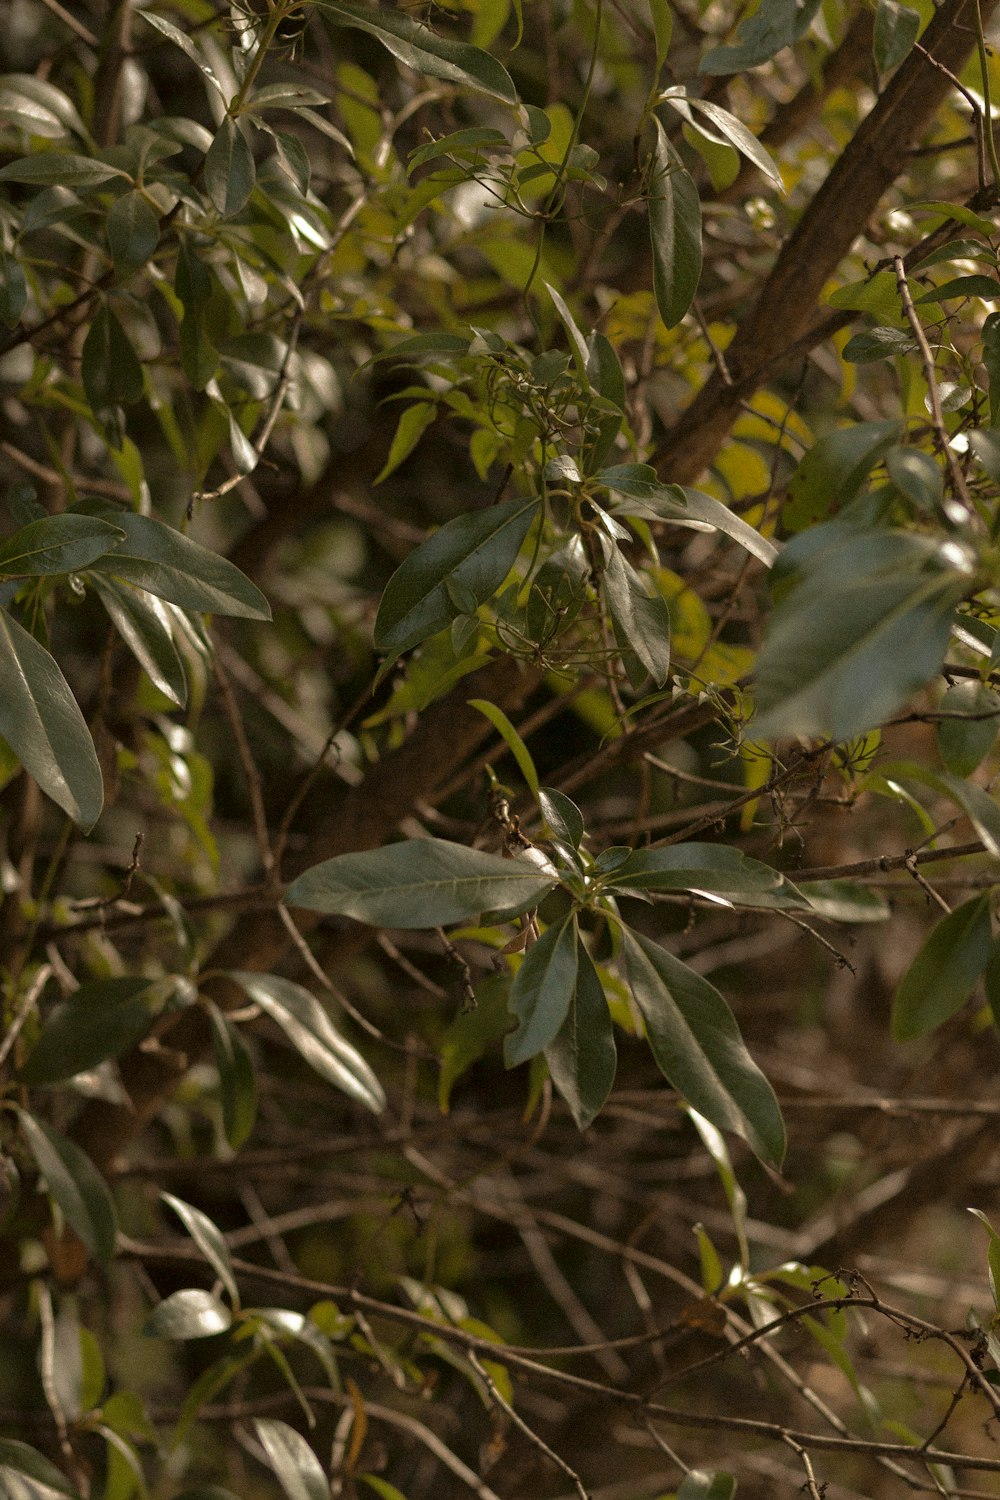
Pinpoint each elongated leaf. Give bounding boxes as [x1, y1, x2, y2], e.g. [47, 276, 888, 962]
[915, 275, 1000, 304]
[228, 971, 386, 1114]
[649, 121, 701, 329]
[753, 530, 968, 741]
[0, 152, 126, 186]
[311, 0, 517, 102]
[145, 1290, 232, 1340]
[374, 401, 436, 484]
[842, 327, 917, 364]
[504, 913, 578, 1066]
[622, 930, 785, 1167]
[969, 1208, 1000, 1311]
[286, 838, 557, 929]
[784, 421, 902, 532]
[91, 575, 188, 707]
[140, 11, 227, 97]
[599, 469, 777, 567]
[545, 942, 616, 1128]
[700, 0, 820, 73]
[602, 545, 672, 687]
[373, 497, 536, 658]
[892, 893, 994, 1040]
[873, 0, 920, 70]
[796, 880, 889, 923]
[207, 1003, 257, 1150]
[17, 1110, 117, 1262]
[204, 118, 256, 218]
[684, 97, 783, 191]
[0, 74, 86, 139]
[82, 304, 145, 411]
[253, 1419, 328, 1500]
[19, 978, 156, 1084]
[467, 698, 540, 799]
[0, 1441, 79, 1499]
[86, 512, 271, 620]
[0, 516, 124, 577]
[0, 607, 103, 830]
[538, 787, 585, 851]
[880, 761, 1000, 857]
[106, 190, 160, 279]
[609, 843, 796, 902]
[162, 1192, 239, 1307]
[937, 681, 1000, 775]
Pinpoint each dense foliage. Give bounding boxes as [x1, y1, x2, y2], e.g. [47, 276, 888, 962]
[6, 0, 1000, 1495]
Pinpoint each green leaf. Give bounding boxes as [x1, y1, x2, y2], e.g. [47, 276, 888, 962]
[144, 1290, 232, 1340]
[915, 275, 1000, 304]
[885, 446, 943, 511]
[373, 497, 536, 659]
[981, 317, 1000, 425]
[287, 838, 557, 929]
[700, 0, 819, 73]
[873, 0, 920, 71]
[311, 1, 518, 103]
[649, 0, 673, 69]
[892, 893, 994, 1040]
[204, 117, 256, 218]
[600, 473, 778, 567]
[408, 127, 508, 170]
[467, 698, 540, 800]
[228, 971, 386, 1115]
[544, 941, 616, 1128]
[19, 978, 157, 1084]
[504, 913, 578, 1066]
[0, 152, 126, 186]
[0, 606, 104, 830]
[0, 1441, 79, 1499]
[937, 681, 1000, 775]
[842, 327, 917, 364]
[17, 1110, 117, 1262]
[622, 930, 786, 1168]
[438, 979, 512, 1112]
[609, 843, 795, 901]
[0, 250, 27, 328]
[0, 516, 124, 577]
[106, 191, 160, 279]
[86, 512, 271, 620]
[253, 1419, 328, 1500]
[0, 73, 86, 139]
[139, 11, 227, 98]
[649, 121, 701, 330]
[374, 402, 437, 484]
[162, 1192, 240, 1307]
[207, 1002, 257, 1150]
[796, 880, 890, 923]
[82, 304, 145, 411]
[602, 545, 672, 687]
[538, 787, 585, 850]
[682, 96, 783, 191]
[970, 1207, 1000, 1311]
[91, 575, 188, 708]
[882, 760, 1000, 856]
[370, 332, 472, 363]
[784, 421, 902, 532]
[753, 529, 967, 741]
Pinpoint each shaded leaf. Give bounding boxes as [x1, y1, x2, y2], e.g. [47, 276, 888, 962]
[937, 681, 1000, 775]
[82, 304, 145, 411]
[970, 1207, 1000, 1311]
[373, 497, 536, 659]
[700, 0, 819, 73]
[609, 843, 796, 902]
[312, 0, 518, 102]
[17, 1110, 117, 1262]
[873, 0, 920, 71]
[599, 470, 777, 567]
[204, 118, 256, 218]
[916, 275, 1000, 304]
[892, 893, 993, 1040]
[842, 327, 917, 364]
[91, 575, 188, 708]
[374, 402, 436, 484]
[162, 1192, 239, 1307]
[287, 839, 557, 929]
[784, 421, 901, 532]
[144, 1290, 232, 1340]
[648, 121, 701, 329]
[140, 11, 227, 97]
[106, 191, 160, 279]
[87, 512, 271, 620]
[19, 978, 156, 1084]
[207, 1002, 257, 1150]
[504, 913, 578, 1066]
[886, 446, 943, 511]
[602, 545, 672, 687]
[544, 941, 616, 1128]
[0, 516, 124, 577]
[538, 787, 585, 851]
[0, 152, 126, 186]
[0, 1441, 79, 1499]
[0, 607, 103, 830]
[796, 880, 890, 923]
[253, 1419, 328, 1500]
[228, 971, 386, 1115]
[0, 250, 27, 328]
[622, 930, 786, 1167]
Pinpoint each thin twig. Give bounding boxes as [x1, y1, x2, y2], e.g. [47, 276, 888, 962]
[465, 1350, 592, 1500]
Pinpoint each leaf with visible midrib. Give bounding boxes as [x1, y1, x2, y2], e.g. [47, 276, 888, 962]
[504, 913, 578, 1066]
[622, 930, 785, 1168]
[545, 942, 616, 1129]
[0, 515, 124, 577]
[0, 607, 104, 830]
[648, 121, 701, 330]
[17, 1110, 117, 1262]
[86, 512, 271, 620]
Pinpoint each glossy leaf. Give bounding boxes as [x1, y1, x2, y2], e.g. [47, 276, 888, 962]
[622, 930, 786, 1168]
[17, 1110, 117, 1262]
[253, 1419, 329, 1500]
[228, 971, 386, 1114]
[544, 941, 616, 1128]
[674, 94, 783, 191]
[0, 515, 124, 577]
[609, 843, 797, 902]
[106, 190, 160, 278]
[602, 544, 672, 687]
[91, 575, 188, 707]
[600, 470, 778, 567]
[312, 0, 518, 103]
[0, 606, 104, 830]
[82, 304, 145, 411]
[207, 1002, 257, 1150]
[162, 1192, 240, 1307]
[0, 1440, 79, 1499]
[373, 497, 536, 658]
[0, 151, 125, 186]
[842, 327, 917, 363]
[504, 913, 578, 1066]
[204, 118, 256, 218]
[873, 0, 920, 71]
[144, 1290, 232, 1340]
[892, 893, 994, 1040]
[538, 787, 585, 851]
[886, 446, 943, 511]
[286, 838, 557, 929]
[140, 11, 227, 98]
[19, 977, 156, 1084]
[648, 121, 701, 329]
[86, 512, 271, 619]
